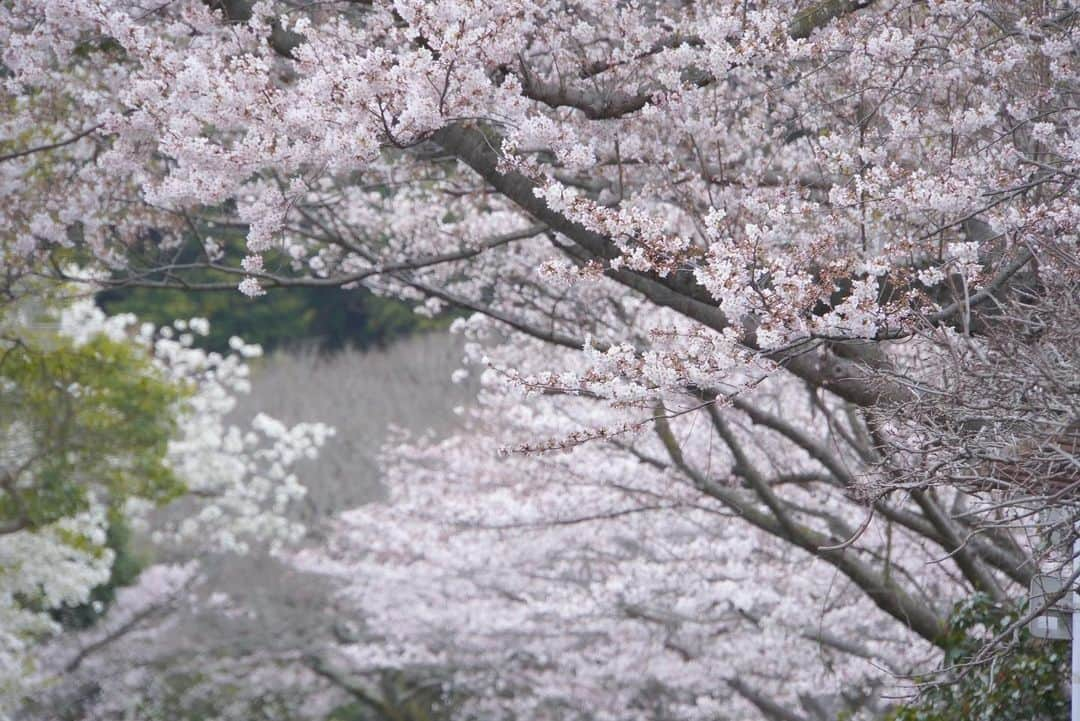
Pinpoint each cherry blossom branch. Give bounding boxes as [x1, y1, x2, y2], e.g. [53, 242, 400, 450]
[433, 121, 916, 408]
[653, 400, 947, 646]
[733, 394, 1030, 588]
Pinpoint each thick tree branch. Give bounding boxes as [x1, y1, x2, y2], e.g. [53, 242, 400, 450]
[789, 0, 876, 40]
[909, 489, 1008, 602]
[0, 123, 103, 164]
[727, 677, 814, 721]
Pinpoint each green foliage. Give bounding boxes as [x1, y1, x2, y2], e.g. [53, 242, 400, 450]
[888, 594, 1067, 721]
[94, 214, 450, 353]
[99, 284, 441, 354]
[0, 331, 186, 532]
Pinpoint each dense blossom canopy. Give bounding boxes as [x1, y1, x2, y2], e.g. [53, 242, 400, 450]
[4, 1, 1074, 343]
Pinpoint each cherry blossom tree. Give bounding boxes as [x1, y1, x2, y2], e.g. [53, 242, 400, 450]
[2, 0, 1077, 719]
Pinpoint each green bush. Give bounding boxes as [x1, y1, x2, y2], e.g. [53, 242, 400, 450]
[889, 594, 1067, 721]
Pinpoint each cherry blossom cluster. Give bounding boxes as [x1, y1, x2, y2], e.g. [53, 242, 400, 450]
[58, 298, 335, 553]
